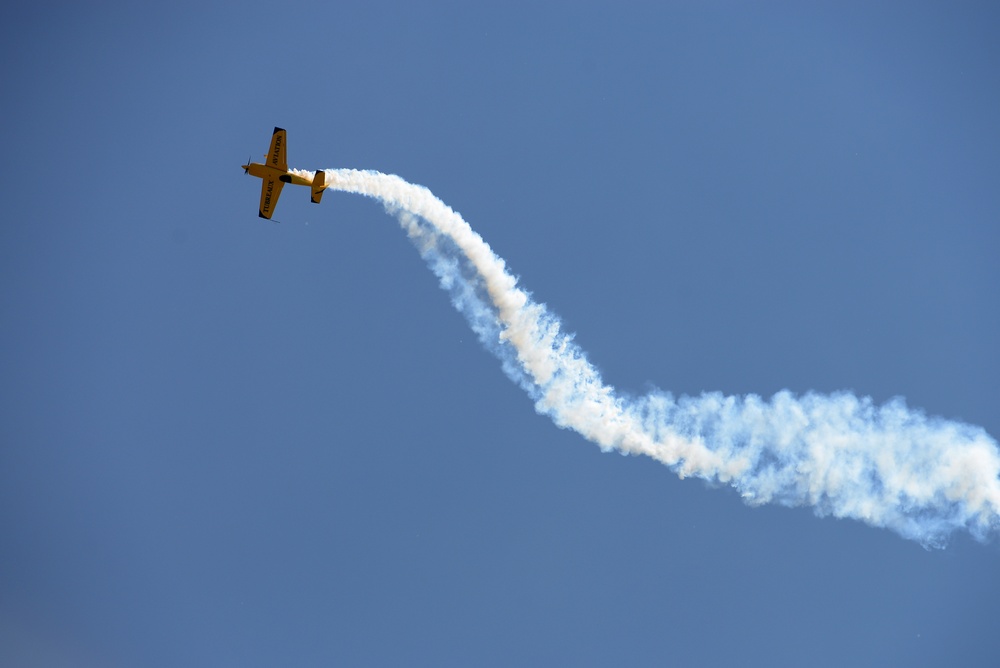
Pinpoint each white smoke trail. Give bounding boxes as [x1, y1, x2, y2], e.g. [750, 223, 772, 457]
[301, 167, 1000, 547]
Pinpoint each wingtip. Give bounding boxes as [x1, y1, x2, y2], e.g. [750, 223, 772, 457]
[273, 126, 285, 134]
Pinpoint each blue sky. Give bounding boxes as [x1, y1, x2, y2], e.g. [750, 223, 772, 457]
[2, 2, 998, 666]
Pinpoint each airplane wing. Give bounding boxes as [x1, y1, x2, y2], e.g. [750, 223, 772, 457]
[266, 127, 287, 171]
[258, 176, 284, 219]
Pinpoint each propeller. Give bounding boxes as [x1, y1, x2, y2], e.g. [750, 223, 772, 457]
[243, 155, 251, 174]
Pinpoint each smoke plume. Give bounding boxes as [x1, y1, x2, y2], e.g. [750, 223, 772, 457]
[300, 167, 1000, 547]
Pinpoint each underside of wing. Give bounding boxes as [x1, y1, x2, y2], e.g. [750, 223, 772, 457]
[258, 176, 285, 219]
[266, 127, 287, 172]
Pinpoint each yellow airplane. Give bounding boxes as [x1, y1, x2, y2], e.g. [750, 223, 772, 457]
[241, 127, 327, 219]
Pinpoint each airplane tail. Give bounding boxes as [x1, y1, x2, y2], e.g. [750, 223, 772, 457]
[311, 170, 327, 204]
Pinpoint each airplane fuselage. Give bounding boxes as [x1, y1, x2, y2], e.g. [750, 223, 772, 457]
[243, 162, 312, 186]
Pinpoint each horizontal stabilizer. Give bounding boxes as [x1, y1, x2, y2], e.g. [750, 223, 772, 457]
[311, 169, 327, 204]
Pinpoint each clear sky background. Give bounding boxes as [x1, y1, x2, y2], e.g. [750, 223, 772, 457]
[2, 2, 998, 666]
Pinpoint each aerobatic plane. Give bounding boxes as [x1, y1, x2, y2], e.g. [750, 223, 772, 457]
[241, 127, 327, 219]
